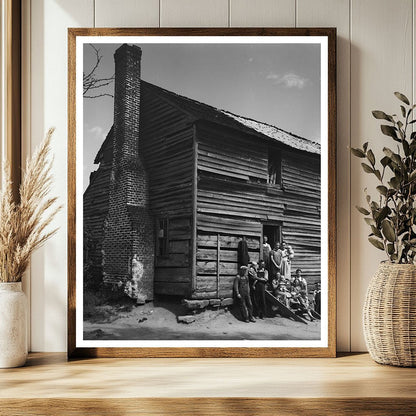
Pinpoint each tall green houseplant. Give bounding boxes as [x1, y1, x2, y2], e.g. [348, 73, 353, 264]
[352, 92, 416, 264]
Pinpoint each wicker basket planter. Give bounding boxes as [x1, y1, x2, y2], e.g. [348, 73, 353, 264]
[363, 262, 416, 367]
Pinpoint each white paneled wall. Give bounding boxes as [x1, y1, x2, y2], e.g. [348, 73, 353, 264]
[95, 0, 159, 27]
[230, 0, 295, 27]
[160, 0, 229, 27]
[23, 0, 416, 352]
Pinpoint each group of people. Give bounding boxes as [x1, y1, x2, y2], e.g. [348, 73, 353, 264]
[233, 236, 321, 323]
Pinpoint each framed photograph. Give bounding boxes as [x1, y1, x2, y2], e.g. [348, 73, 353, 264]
[68, 28, 336, 358]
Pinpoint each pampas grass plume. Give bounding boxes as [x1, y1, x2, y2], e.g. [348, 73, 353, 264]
[0, 128, 61, 282]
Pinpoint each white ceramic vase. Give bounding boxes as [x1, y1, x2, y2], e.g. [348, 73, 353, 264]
[0, 282, 28, 368]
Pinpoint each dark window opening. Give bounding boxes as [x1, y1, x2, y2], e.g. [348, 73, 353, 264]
[268, 148, 282, 186]
[157, 218, 169, 256]
[262, 223, 282, 250]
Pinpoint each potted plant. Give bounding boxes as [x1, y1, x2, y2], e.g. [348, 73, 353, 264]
[0, 128, 60, 368]
[352, 92, 416, 367]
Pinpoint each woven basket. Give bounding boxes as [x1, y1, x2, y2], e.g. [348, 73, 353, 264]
[363, 262, 416, 367]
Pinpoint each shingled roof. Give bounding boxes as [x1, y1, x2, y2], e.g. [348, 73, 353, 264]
[95, 80, 321, 164]
[142, 80, 321, 155]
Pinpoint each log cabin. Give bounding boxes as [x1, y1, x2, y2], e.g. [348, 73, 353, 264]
[83, 44, 321, 306]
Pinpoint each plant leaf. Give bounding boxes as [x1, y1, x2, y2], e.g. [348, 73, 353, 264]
[400, 105, 406, 117]
[383, 147, 402, 164]
[356, 206, 370, 215]
[368, 236, 385, 251]
[372, 110, 394, 122]
[350, 147, 366, 158]
[387, 243, 395, 255]
[394, 91, 410, 105]
[376, 206, 390, 225]
[371, 201, 380, 210]
[409, 169, 416, 182]
[380, 156, 390, 167]
[367, 149, 375, 166]
[403, 140, 410, 156]
[364, 217, 375, 226]
[389, 176, 401, 189]
[376, 185, 388, 196]
[381, 125, 399, 141]
[371, 225, 382, 238]
[361, 163, 374, 174]
[363, 142, 369, 152]
[382, 219, 396, 242]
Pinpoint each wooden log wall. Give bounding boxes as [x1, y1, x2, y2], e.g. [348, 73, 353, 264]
[141, 85, 195, 218]
[154, 216, 193, 297]
[194, 233, 260, 300]
[141, 85, 196, 296]
[281, 152, 321, 285]
[193, 122, 321, 299]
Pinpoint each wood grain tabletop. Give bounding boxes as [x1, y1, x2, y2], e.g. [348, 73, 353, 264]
[1, 352, 415, 415]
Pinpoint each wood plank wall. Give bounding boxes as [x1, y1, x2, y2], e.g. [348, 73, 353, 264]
[24, 0, 416, 352]
[141, 86, 195, 296]
[141, 86, 194, 217]
[195, 122, 320, 299]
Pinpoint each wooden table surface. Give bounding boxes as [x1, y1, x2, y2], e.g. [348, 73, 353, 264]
[1, 352, 415, 415]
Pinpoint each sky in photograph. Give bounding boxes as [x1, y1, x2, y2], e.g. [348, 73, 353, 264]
[83, 42, 321, 190]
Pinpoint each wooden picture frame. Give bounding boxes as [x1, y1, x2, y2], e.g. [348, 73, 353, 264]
[68, 28, 336, 358]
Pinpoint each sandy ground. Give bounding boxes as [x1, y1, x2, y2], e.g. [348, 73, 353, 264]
[84, 299, 321, 341]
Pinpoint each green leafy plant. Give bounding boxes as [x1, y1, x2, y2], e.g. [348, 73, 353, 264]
[352, 92, 416, 263]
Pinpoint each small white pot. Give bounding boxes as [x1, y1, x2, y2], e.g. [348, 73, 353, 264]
[0, 282, 28, 368]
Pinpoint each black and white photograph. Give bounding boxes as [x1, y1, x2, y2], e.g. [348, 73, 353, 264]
[71, 32, 334, 353]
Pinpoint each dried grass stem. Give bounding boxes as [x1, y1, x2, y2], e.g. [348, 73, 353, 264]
[0, 128, 61, 282]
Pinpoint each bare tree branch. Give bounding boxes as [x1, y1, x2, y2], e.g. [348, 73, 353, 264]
[84, 93, 114, 99]
[83, 45, 114, 99]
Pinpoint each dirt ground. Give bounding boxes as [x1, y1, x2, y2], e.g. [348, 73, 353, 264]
[84, 298, 321, 341]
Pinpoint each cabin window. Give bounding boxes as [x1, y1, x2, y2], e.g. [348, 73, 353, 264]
[157, 218, 169, 256]
[268, 148, 282, 186]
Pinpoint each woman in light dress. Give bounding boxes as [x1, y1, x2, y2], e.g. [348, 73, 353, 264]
[280, 242, 295, 281]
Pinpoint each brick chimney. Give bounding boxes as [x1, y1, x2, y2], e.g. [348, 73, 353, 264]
[102, 44, 154, 303]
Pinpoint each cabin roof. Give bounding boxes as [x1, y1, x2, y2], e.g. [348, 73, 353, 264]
[95, 80, 321, 164]
[142, 80, 321, 155]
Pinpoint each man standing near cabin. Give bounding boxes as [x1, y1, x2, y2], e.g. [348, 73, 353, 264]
[234, 266, 255, 323]
[255, 260, 268, 319]
[261, 236, 272, 274]
[248, 262, 260, 318]
[270, 242, 282, 282]
[313, 282, 321, 315]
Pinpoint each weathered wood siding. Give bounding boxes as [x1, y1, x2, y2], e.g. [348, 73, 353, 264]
[140, 85, 195, 296]
[281, 152, 321, 284]
[194, 122, 321, 299]
[194, 234, 260, 299]
[83, 131, 113, 287]
[153, 217, 193, 296]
